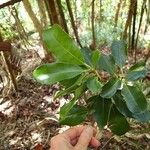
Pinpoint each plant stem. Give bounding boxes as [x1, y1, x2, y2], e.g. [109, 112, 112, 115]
[94, 70, 101, 80]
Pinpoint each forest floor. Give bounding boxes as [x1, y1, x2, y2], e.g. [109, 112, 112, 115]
[0, 50, 150, 150]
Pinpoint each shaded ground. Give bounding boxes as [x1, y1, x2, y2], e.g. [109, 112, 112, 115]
[0, 78, 61, 149]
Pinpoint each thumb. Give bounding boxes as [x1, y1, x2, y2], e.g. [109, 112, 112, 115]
[75, 126, 93, 150]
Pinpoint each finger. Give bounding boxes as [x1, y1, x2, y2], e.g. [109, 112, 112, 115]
[50, 126, 86, 148]
[71, 136, 100, 148]
[75, 126, 94, 150]
[50, 135, 68, 149]
[66, 125, 96, 141]
[71, 137, 78, 146]
[90, 137, 101, 148]
[62, 126, 86, 140]
[69, 126, 97, 145]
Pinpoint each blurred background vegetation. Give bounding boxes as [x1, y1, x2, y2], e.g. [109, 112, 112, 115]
[0, 0, 150, 53]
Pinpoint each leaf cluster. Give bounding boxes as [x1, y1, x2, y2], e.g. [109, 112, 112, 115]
[33, 25, 150, 135]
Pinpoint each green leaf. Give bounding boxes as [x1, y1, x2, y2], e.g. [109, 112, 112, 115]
[101, 78, 121, 98]
[60, 103, 88, 126]
[109, 106, 130, 135]
[55, 83, 79, 99]
[121, 84, 147, 114]
[60, 75, 80, 88]
[80, 47, 92, 65]
[87, 96, 129, 135]
[33, 63, 85, 85]
[59, 83, 87, 126]
[74, 83, 87, 98]
[113, 91, 133, 117]
[126, 61, 147, 81]
[60, 98, 77, 119]
[98, 54, 116, 74]
[91, 50, 100, 68]
[89, 96, 112, 128]
[132, 110, 150, 122]
[43, 24, 84, 65]
[59, 82, 86, 116]
[111, 40, 127, 67]
[56, 74, 87, 98]
[86, 76, 102, 94]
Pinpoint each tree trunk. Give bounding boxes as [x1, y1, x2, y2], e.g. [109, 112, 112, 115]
[23, 0, 43, 37]
[91, 0, 96, 50]
[131, 0, 137, 50]
[46, 0, 60, 25]
[37, 0, 48, 27]
[132, 0, 137, 62]
[44, 0, 53, 25]
[114, 0, 122, 27]
[23, 0, 53, 61]
[123, 0, 136, 40]
[135, 0, 147, 50]
[56, 0, 69, 33]
[128, 22, 132, 51]
[66, 0, 82, 47]
[144, 0, 150, 34]
[0, 33, 18, 91]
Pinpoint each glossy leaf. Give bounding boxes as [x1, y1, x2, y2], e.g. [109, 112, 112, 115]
[126, 61, 147, 81]
[59, 82, 87, 126]
[91, 96, 112, 128]
[111, 40, 127, 67]
[43, 24, 84, 65]
[60, 98, 77, 119]
[121, 84, 147, 114]
[87, 96, 129, 135]
[56, 74, 87, 98]
[80, 47, 92, 65]
[59, 83, 86, 118]
[86, 76, 102, 94]
[132, 110, 150, 122]
[74, 83, 87, 98]
[101, 78, 121, 98]
[113, 91, 133, 117]
[60, 104, 88, 126]
[33, 63, 85, 85]
[113, 89, 149, 124]
[98, 54, 116, 74]
[109, 106, 130, 135]
[91, 50, 100, 68]
[60, 75, 80, 88]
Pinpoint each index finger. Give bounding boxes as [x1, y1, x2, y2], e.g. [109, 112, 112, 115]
[62, 126, 96, 141]
[62, 126, 85, 140]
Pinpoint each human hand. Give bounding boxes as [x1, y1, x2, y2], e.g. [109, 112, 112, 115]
[50, 126, 100, 150]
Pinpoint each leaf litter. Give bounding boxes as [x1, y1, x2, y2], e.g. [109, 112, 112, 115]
[0, 56, 149, 150]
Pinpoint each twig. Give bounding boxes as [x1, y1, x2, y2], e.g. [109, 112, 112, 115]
[44, 131, 51, 147]
[100, 136, 114, 150]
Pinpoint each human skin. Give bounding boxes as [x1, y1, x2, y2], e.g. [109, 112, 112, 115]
[50, 126, 100, 150]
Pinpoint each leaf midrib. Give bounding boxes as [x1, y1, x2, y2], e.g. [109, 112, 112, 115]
[122, 84, 140, 112]
[50, 32, 85, 65]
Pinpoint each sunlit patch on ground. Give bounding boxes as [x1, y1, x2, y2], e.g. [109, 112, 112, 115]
[0, 98, 14, 115]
